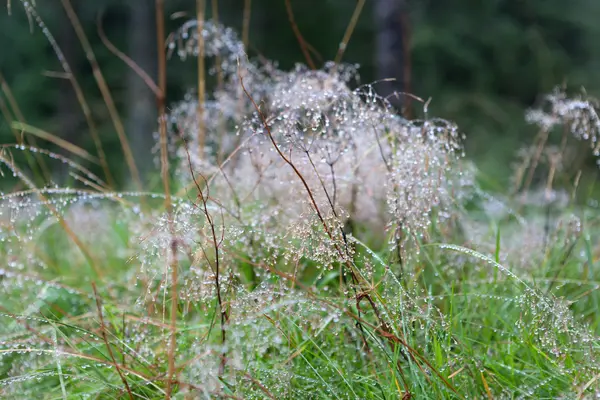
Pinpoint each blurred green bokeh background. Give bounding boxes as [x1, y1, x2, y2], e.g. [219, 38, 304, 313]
[1, 0, 599, 190]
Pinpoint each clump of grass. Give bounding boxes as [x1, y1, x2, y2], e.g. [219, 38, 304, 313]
[2, 4, 600, 399]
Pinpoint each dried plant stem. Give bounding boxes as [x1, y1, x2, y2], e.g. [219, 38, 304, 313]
[155, 1, 178, 397]
[334, 0, 365, 64]
[242, 0, 251, 48]
[0, 93, 46, 185]
[62, 0, 143, 189]
[238, 66, 329, 236]
[97, 17, 160, 97]
[304, 151, 338, 218]
[211, 0, 227, 163]
[284, 0, 316, 70]
[92, 283, 134, 400]
[523, 128, 550, 194]
[0, 93, 19, 140]
[0, 154, 102, 278]
[12, 122, 99, 163]
[0, 71, 40, 142]
[244, 372, 276, 399]
[61, 0, 141, 189]
[183, 138, 229, 375]
[0, 71, 52, 182]
[545, 156, 557, 198]
[197, 0, 207, 160]
[20, 4, 115, 187]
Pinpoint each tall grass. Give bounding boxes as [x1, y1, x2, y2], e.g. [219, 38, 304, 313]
[1, 2, 600, 399]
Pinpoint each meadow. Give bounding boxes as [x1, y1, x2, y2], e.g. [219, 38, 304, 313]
[1, 2, 600, 399]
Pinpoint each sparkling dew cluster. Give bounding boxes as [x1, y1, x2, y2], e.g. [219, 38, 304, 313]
[166, 22, 464, 267]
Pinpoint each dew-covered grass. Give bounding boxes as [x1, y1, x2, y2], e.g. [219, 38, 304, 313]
[2, 191, 600, 399]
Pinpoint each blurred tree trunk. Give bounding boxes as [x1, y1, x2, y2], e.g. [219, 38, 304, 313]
[126, 0, 157, 185]
[56, 3, 82, 183]
[374, 0, 411, 116]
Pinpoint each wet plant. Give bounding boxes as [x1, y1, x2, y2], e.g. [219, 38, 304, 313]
[2, 2, 600, 399]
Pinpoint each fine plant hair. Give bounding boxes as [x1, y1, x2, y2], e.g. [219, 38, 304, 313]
[2, 3, 600, 399]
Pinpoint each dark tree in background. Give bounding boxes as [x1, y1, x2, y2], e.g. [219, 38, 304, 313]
[56, 3, 81, 151]
[126, 0, 157, 183]
[374, 0, 411, 115]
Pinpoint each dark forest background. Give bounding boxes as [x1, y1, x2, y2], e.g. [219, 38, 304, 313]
[1, 0, 599, 190]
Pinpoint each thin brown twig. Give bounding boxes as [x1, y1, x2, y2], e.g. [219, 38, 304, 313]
[182, 136, 229, 375]
[92, 283, 134, 400]
[244, 372, 276, 399]
[239, 64, 327, 233]
[20, 4, 114, 187]
[0, 71, 38, 141]
[0, 71, 52, 182]
[0, 92, 21, 142]
[523, 128, 550, 195]
[61, 0, 139, 189]
[97, 14, 161, 97]
[211, 0, 227, 164]
[242, 0, 252, 49]
[334, 0, 365, 64]
[284, 0, 316, 70]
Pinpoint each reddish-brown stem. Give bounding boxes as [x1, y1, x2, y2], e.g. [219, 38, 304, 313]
[242, 0, 252, 48]
[92, 283, 134, 400]
[0, 71, 52, 182]
[284, 0, 316, 70]
[97, 15, 160, 97]
[211, 0, 227, 164]
[183, 137, 229, 375]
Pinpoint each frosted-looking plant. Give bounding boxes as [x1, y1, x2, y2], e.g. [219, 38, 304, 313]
[526, 87, 600, 160]
[167, 21, 465, 269]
